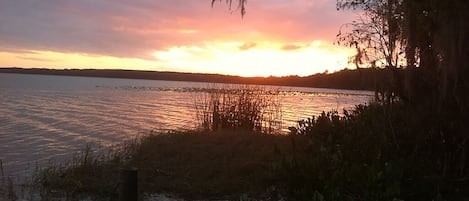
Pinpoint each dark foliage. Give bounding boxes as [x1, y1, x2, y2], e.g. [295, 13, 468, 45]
[282, 102, 469, 201]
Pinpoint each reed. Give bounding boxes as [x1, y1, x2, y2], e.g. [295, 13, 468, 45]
[0, 159, 18, 201]
[31, 142, 137, 200]
[194, 85, 282, 134]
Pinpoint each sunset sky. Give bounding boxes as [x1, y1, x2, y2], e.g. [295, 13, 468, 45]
[0, 0, 358, 77]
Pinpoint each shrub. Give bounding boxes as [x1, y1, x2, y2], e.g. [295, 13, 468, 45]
[280, 101, 469, 201]
[281, 103, 403, 201]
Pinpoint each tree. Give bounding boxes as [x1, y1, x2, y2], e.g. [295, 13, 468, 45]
[336, 0, 405, 69]
[337, 0, 469, 110]
[336, 0, 410, 104]
[337, 0, 469, 190]
[211, 0, 248, 16]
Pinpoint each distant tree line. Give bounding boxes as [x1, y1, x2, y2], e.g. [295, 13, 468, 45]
[0, 67, 398, 91]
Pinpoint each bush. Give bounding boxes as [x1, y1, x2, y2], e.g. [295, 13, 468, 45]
[280, 103, 402, 201]
[280, 101, 469, 201]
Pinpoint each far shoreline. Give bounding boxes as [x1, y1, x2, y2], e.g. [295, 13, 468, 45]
[0, 67, 381, 91]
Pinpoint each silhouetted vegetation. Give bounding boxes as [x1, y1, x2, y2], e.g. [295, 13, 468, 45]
[211, 0, 247, 16]
[334, 1, 469, 200]
[336, 0, 469, 107]
[283, 103, 469, 201]
[30, 101, 469, 200]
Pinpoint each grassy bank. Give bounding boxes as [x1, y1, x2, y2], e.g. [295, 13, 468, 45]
[32, 130, 299, 200]
[129, 131, 291, 199]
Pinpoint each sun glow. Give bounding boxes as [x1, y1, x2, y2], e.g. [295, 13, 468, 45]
[153, 40, 355, 77]
[1, 40, 354, 77]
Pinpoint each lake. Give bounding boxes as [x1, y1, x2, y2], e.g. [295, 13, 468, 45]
[0, 73, 373, 178]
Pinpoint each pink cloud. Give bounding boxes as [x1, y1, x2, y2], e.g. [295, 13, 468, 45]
[0, 0, 357, 59]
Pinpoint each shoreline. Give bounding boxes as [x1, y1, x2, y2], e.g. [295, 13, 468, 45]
[0, 67, 381, 91]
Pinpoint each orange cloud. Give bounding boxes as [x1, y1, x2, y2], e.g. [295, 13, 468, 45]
[282, 44, 303, 51]
[239, 42, 257, 51]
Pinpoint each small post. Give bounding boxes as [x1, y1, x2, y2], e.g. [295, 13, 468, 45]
[119, 168, 138, 201]
[0, 159, 4, 185]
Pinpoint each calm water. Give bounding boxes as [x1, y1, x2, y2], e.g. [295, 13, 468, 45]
[0, 73, 373, 177]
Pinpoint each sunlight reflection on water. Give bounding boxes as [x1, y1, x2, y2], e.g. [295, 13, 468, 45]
[0, 73, 373, 177]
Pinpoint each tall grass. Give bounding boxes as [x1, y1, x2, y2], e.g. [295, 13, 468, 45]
[194, 85, 282, 134]
[0, 159, 19, 201]
[31, 142, 138, 201]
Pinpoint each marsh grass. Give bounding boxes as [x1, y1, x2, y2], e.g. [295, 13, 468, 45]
[0, 159, 21, 201]
[0, 177, 17, 201]
[194, 85, 282, 134]
[31, 141, 139, 201]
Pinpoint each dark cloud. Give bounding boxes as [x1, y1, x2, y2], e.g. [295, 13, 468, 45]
[0, 47, 37, 54]
[239, 42, 257, 50]
[0, 0, 357, 59]
[16, 56, 55, 62]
